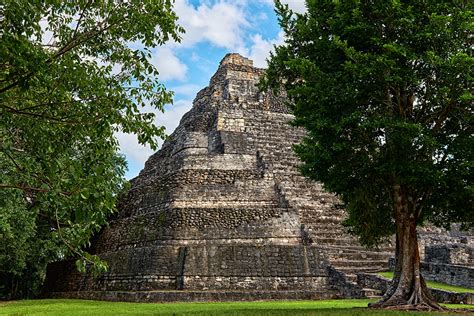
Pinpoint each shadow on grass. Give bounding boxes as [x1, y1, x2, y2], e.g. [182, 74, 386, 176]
[182, 308, 465, 316]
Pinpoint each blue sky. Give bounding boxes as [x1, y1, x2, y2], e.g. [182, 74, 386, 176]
[117, 0, 306, 179]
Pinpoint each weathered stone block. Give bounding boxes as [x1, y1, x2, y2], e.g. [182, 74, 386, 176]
[425, 244, 473, 266]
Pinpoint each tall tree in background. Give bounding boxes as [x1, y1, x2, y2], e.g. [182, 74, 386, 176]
[0, 0, 183, 298]
[265, 0, 472, 310]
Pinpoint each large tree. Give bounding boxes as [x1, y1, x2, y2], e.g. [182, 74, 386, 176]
[0, 0, 183, 298]
[264, 0, 473, 310]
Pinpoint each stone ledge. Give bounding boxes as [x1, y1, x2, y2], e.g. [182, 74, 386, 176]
[46, 289, 339, 302]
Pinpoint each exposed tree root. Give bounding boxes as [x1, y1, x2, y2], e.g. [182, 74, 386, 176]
[370, 299, 446, 311]
[369, 278, 446, 311]
[368, 189, 450, 312]
[369, 253, 445, 311]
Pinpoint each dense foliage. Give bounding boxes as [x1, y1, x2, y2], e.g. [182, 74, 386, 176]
[265, 0, 472, 309]
[0, 0, 183, 298]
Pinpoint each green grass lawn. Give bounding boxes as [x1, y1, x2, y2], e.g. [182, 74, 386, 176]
[1, 299, 473, 316]
[378, 271, 474, 293]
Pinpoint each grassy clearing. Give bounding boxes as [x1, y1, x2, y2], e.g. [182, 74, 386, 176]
[378, 271, 474, 293]
[0, 299, 473, 316]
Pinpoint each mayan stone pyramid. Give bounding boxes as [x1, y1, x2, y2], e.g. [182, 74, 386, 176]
[44, 54, 394, 302]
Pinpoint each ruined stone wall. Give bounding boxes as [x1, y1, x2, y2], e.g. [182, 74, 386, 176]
[425, 244, 473, 266]
[422, 263, 474, 289]
[45, 245, 333, 294]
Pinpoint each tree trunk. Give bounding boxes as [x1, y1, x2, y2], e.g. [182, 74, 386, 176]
[370, 185, 444, 311]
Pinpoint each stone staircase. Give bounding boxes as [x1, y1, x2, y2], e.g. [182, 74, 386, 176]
[242, 111, 393, 299]
[274, 171, 392, 298]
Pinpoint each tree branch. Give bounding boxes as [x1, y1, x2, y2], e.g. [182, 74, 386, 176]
[17, 100, 77, 112]
[54, 208, 97, 266]
[3, 150, 24, 172]
[1, 103, 80, 124]
[0, 12, 122, 95]
[72, 0, 92, 40]
[0, 184, 50, 193]
[432, 100, 456, 132]
[0, 183, 77, 197]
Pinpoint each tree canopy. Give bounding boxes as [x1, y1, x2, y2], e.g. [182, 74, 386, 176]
[265, 0, 472, 310]
[0, 0, 183, 298]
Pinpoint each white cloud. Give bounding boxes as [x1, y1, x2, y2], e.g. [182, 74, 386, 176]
[147, 0, 253, 82]
[262, 0, 307, 14]
[39, 18, 55, 45]
[116, 131, 155, 167]
[116, 99, 193, 168]
[171, 84, 201, 97]
[163, 1, 300, 67]
[173, 0, 249, 51]
[191, 52, 200, 62]
[248, 31, 284, 68]
[157, 99, 193, 136]
[151, 47, 188, 81]
[284, 0, 307, 14]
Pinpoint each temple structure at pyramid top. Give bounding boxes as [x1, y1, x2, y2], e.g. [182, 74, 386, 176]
[219, 53, 253, 66]
[44, 54, 470, 302]
[187, 52, 286, 113]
